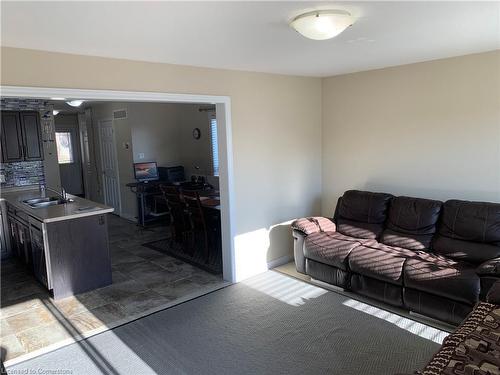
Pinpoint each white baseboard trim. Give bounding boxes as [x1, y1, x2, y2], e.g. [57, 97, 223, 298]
[267, 255, 293, 270]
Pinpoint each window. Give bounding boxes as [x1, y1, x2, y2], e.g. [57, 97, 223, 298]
[55, 131, 74, 164]
[210, 116, 219, 176]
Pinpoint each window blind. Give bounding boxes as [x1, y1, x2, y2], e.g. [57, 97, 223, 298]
[210, 117, 219, 176]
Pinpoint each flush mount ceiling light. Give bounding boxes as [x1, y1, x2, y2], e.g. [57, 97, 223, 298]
[290, 10, 354, 40]
[66, 100, 84, 107]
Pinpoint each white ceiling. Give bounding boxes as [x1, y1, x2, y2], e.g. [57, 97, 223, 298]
[1, 1, 499, 77]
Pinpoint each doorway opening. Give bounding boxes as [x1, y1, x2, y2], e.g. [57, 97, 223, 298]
[0, 87, 236, 364]
[1, 86, 235, 283]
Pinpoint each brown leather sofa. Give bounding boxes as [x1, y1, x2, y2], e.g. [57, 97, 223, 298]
[292, 190, 500, 325]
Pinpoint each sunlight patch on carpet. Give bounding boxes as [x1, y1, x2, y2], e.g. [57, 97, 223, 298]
[242, 270, 328, 306]
[342, 298, 447, 344]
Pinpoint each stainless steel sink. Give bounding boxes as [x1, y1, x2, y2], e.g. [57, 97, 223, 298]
[23, 196, 67, 209]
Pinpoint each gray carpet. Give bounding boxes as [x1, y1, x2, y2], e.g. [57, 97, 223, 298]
[7, 271, 443, 375]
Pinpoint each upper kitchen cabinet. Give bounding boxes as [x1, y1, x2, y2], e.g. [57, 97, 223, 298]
[20, 112, 44, 161]
[1, 111, 44, 162]
[1, 111, 23, 162]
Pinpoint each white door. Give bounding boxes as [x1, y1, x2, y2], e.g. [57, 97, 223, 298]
[98, 120, 121, 214]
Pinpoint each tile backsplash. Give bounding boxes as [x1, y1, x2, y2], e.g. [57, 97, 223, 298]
[0, 161, 45, 188]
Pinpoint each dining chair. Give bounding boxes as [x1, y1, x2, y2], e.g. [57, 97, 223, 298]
[182, 190, 210, 263]
[160, 184, 191, 253]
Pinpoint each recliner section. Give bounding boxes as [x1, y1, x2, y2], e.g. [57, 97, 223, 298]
[292, 190, 500, 325]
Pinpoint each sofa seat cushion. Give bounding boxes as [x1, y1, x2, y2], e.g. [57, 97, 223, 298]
[348, 243, 417, 285]
[403, 252, 480, 305]
[304, 232, 366, 270]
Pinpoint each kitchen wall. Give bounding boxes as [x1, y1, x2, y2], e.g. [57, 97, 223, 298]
[322, 50, 500, 214]
[87, 101, 216, 221]
[1, 46, 322, 281]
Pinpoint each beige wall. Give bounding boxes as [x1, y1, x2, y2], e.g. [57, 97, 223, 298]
[4, 47, 494, 279]
[0, 47, 323, 279]
[322, 50, 500, 215]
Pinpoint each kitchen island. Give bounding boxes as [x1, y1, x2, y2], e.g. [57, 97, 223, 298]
[1, 189, 114, 299]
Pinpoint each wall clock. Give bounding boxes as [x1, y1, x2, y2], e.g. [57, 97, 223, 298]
[192, 128, 201, 139]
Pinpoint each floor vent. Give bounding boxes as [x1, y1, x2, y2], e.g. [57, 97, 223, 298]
[113, 109, 128, 120]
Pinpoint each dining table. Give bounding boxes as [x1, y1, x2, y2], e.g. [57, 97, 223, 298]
[198, 190, 221, 211]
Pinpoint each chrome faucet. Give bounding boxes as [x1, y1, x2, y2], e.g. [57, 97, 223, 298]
[61, 187, 67, 201]
[46, 186, 71, 202]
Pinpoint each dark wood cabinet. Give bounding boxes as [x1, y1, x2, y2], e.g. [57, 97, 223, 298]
[20, 112, 44, 161]
[1, 111, 24, 162]
[30, 223, 48, 288]
[1, 111, 43, 162]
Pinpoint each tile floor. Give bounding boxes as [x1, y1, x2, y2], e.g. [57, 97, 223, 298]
[0, 215, 227, 363]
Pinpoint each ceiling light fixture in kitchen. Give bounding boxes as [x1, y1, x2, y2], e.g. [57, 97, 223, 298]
[66, 100, 84, 107]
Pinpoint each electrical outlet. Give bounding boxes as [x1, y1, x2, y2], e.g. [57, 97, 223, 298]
[0, 174, 5, 183]
[138, 153, 145, 159]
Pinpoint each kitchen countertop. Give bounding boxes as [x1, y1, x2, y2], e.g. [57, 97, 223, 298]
[1, 189, 114, 223]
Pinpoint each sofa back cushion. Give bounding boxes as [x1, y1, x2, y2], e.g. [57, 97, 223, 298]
[335, 190, 393, 239]
[433, 199, 500, 264]
[380, 196, 442, 250]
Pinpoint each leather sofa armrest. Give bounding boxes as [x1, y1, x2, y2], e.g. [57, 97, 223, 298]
[486, 279, 500, 304]
[476, 258, 500, 276]
[291, 217, 336, 236]
[292, 230, 307, 274]
[477, 258, 500, 301]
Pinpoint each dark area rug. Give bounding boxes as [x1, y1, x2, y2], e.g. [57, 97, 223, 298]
[143, 238, 222, 275]
[6, 271, 441, 375]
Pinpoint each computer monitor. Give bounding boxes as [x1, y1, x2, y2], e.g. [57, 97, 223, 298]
[133, 162, 159, 182]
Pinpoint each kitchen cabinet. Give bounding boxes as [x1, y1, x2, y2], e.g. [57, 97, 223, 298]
[20, 112, 44, 161]
[1, 111, 43, 162]
[7, 208, 32, 267]
[7, 213, 21, 260]
[1, 111, 23, 162]
[2, 191, 113, 299]
[6, 203, 50, 288]
[30, 222, 48, 288]
[1, 201, 10, 259]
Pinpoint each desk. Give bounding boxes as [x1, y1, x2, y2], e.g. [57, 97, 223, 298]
[126, 181, 168, 226]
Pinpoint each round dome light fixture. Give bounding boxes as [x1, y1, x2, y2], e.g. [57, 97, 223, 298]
[66, 99, 84, 107]
[290, 10, 354, 40]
